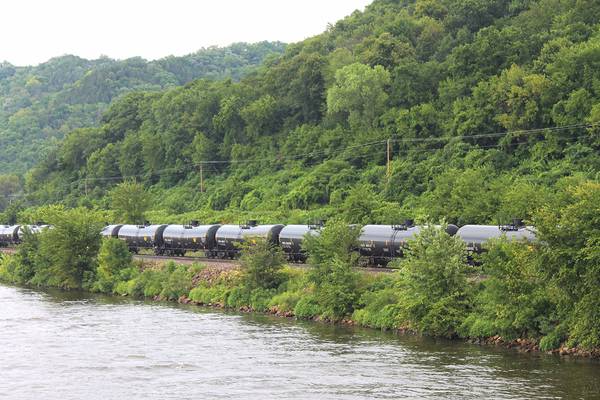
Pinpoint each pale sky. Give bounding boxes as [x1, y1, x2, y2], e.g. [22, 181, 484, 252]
[1, 0, 373, 66]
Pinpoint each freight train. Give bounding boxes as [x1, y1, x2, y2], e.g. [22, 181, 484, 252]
[1, 220, 536, 266]
[100, 219, 535, 265]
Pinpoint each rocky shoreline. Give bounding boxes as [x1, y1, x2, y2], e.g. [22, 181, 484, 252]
[176, 292, 600, 360]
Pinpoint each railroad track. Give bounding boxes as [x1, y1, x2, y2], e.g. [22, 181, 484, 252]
[0, 247, 16, 255]
[135, 253, 394, 273]
[1, 247, 393, 274]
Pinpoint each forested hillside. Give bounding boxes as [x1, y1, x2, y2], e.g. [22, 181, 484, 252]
[0, 42, 286, 174]
[11, 0, 600, 226]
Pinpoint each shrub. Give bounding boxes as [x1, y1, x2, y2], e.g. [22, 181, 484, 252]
[294, 296, 322, 319]
[239, 238, 286, 290]
[394, 225, 473, 337]
[28, 206, 104, 289]
[303, 219, 361, 321]
[269, 290, 303, 313]
[160, 264, 193, 301]
[461, 239, 554, 340]
[315, 259, 360, 320]
[92, 238, 133, 293]
[353, 286, 400, 329]
[189, 285, 229, 305]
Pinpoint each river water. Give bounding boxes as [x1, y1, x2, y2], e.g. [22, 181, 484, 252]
[0, 285, 598, 399]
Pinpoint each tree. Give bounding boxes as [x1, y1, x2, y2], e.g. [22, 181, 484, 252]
[394, 225, 472, 337]
[191, 131, 218, 165]
[326, 63, 391, 130]
[109, 180, 151, 224]
[303, 219, 361, 320]
[462, 238, 553, 341]
[30, 206, 104, 289]
[0, 174, 21, 212]
[93, 238, 133, 293]
[535, 181, 600, 349]
[239, 238, 285, 290]
[240, 95, 280, 138]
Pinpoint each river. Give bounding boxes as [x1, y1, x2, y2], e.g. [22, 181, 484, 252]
[0, 284, 598, 399]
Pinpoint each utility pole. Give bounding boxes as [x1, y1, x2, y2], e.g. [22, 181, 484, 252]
[199, 163, 204, 192]
[386, 138, 392, 181]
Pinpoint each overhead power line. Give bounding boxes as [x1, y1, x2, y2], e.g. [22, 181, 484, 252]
[35, 122, 600, 186]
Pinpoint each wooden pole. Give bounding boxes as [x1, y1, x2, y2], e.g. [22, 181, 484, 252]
[200, 163, 204, 192]
[386, 138, 391, 180]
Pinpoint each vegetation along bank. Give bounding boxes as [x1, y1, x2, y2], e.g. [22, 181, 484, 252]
[1, 193, 599, 358]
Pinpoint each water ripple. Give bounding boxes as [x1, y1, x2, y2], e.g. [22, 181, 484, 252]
[0, 284, 598, 400]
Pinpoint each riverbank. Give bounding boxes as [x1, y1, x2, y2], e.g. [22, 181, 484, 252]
[172, 264, 600, 360]
[2, 217, 599, 360]
[1, 255, 599, 359]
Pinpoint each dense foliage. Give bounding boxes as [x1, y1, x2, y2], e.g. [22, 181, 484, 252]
[0, 42, 285, 175]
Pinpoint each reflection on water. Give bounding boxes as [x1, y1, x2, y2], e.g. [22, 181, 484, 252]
[0, 285, 598, 400]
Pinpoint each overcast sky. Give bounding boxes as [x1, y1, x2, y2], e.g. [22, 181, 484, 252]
[1, 0, 373, 66]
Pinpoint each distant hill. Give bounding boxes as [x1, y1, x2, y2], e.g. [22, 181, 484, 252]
[0, 42, 286, 173]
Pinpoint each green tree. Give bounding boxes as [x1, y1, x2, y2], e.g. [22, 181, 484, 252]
[303, 219, 361, 320]
[0, 174, 22, 212]
[2, 227, 40, 284]
[462, 238, 553, 341]
[30, 206, 104, 289]
[93, 238, 134, 293]
[326, 63, 391, 130]
[109, 180, 151, 224]
[240, 95, 280, 138]
[239, 237, 285, 290]
[394, 225, 473, 337]
[535, 181, 600, 349]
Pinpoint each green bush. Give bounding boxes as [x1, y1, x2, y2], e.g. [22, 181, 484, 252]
[303, 219, 361, 321]
[160, 264, 193, 301]
[224, 287, 250, 308]
[269, 290, 303, 313]
[353, 287, 400, 329]
[394, 225, 473, 338]
[461, 239, 553, 340]
[239, 238, 286, 290]
[293, 296, 322, 319]
[315, 259, 360, 320]
[249, 288, 277, 312]
[189, 285, 229, 305]
[92, 238, 133, 293]
[27, 206, 104, 290]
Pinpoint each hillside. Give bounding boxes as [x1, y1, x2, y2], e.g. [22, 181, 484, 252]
[13, 0, 600, 227]
[0, 42, 286, 174]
